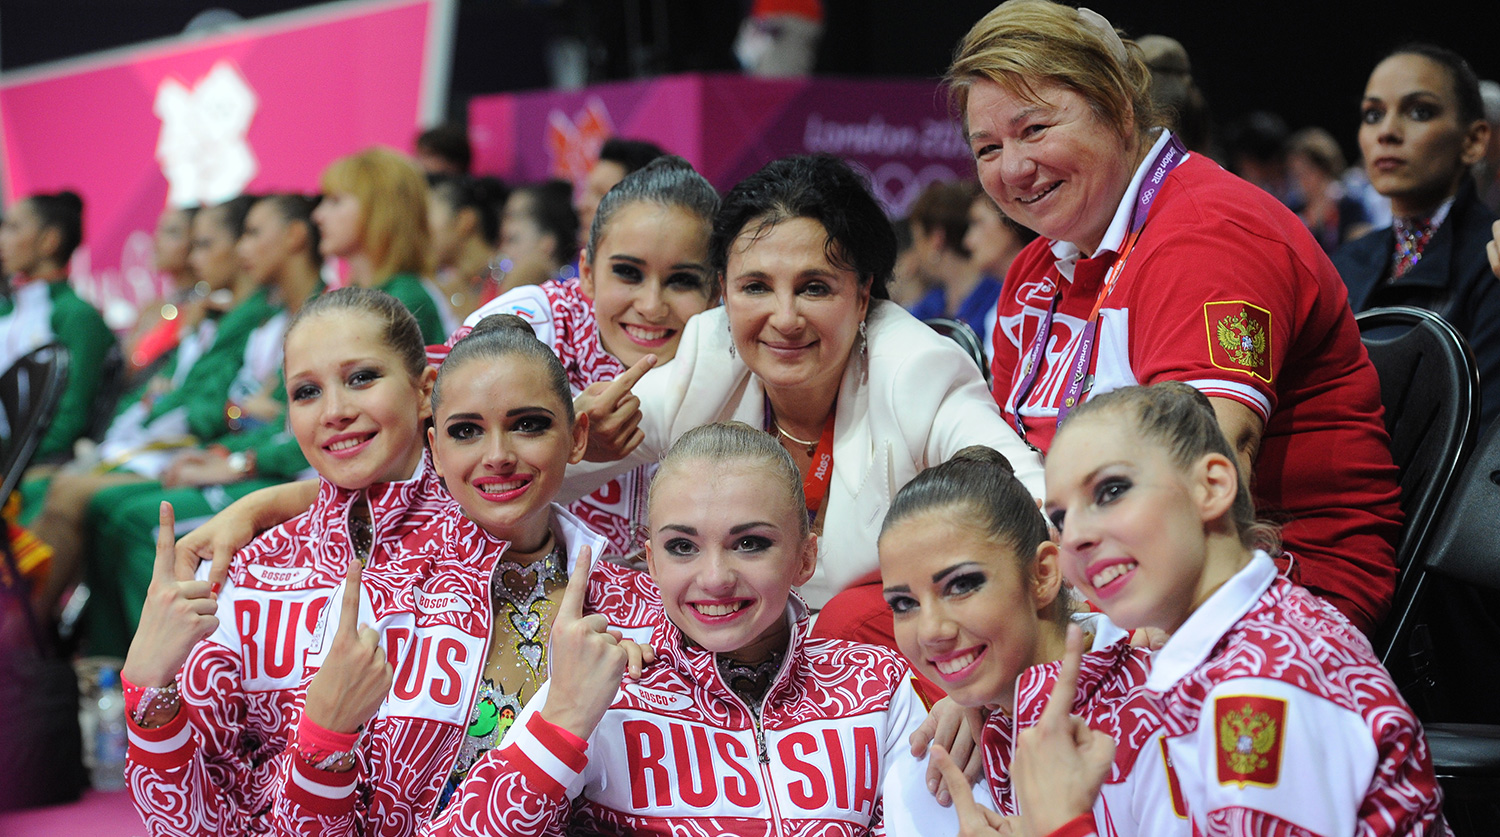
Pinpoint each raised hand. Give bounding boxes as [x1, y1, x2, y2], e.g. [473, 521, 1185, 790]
[910, 696, 986, 806]
[1011, 624, 1113, 837]
[930, 744, 1021, 836]
[540, 545, 636, 739]
[123, 502, 220, 691]
[303, 559, 393, 735]
[574, 354, 656, 462]
[175, 480, 320, 590]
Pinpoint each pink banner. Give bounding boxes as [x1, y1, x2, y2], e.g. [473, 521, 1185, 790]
[469, 73, 973, 219]
[0, 0, 448, 325]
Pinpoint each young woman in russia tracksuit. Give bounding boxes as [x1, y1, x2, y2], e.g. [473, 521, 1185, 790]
[424, 421, 928, 837]
[120, 289, 646, 836]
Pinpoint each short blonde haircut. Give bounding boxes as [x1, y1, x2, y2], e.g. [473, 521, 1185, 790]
[946, 0, 1159, 144]
[320, 147, 430, 283]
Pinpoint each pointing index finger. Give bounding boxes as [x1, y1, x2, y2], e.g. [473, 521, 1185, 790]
[338, 558, 364, 637]
[558, 543, 592, 621]
[155, 501, 180, 581]
[1039, 623, 1087, 729]
[599, 354, 656, 406]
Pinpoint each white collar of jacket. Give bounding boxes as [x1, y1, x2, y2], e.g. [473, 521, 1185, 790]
[306, 449, 443, 572]
[648, 592, 812, 717]
[1144, 550, 1277, 693]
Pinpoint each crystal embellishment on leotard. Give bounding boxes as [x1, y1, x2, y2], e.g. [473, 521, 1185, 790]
[716, 649, 786, 718]
[510, 610, 542, 640]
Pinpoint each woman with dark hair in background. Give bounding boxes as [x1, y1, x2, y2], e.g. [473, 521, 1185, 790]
[1334, 44, 1498, 429]
[0, 190, 117, 461]
[428, 174, 508, 320]
[126, 205, 200, 371]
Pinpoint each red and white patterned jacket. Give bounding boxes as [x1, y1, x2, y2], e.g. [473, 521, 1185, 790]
[126, 455, 655, 837]
[1062, 553, 1449, 837]
[421, 595, 927, 837]
[988, 635, 1185, 837]
[432, 279, 651, 560]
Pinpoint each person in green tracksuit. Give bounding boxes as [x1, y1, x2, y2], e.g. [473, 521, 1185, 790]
[0, 190, 117, 462]
[33, 195, 322, 631]
[313, 146, 449, 343]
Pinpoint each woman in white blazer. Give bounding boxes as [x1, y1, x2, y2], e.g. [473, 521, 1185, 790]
[569, 155, 1043, 649]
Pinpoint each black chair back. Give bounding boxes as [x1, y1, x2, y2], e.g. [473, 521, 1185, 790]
[1355, 306, 1480, 663]
[84, 341, 125, 443]
[0, 344, 70, 501]
[923, 317, 991, 387]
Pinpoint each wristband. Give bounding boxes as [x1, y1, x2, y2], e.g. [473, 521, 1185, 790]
[296, 714, 363, 771]
[122, 673, 182, 728]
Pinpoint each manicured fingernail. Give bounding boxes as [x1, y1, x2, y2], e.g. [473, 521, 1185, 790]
[927, 777, 938, 793]
[211, 582, 222, 595]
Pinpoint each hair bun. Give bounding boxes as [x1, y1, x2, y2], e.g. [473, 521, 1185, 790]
[949, 445, 1015, 477]
[55, 190, 84, 212]
[469, 312, 537, 340]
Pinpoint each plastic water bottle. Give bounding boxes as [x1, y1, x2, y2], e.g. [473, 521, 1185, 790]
[92, 667, 128, 791]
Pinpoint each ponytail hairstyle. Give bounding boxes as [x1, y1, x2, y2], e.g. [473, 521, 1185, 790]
[26, 190, 85, 264]
[432, 313, 573, 421]
[882, 445, 1069, 626]
[285, 287, 427, 380]
[585, 155, 721, 293]
[1061, 381, 1280, 554]
[650, 422, 808, 539]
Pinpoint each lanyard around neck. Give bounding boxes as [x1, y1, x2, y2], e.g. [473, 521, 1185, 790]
[1009, 135, 1188, 441]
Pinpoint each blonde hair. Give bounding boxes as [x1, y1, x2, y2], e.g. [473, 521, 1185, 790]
[320, 147, 430, 283]
[650, 422, 809, 539]
[946, 0, 1159, 144]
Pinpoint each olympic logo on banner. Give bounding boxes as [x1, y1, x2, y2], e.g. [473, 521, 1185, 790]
[153, 60, 259, 208]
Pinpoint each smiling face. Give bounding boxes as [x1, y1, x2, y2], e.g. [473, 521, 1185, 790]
[313, 191, 364, 259]
[724, 216, 870, 398]
[881, 507, 1059, 710]
[285, 311, 434, 491]
[647, 459, 816, 663]
[428, 355, 587, 552]
[1043, 415, 1229, 633]
[966, 78, 1138, 254]
[238, 201, 300, 285]
[581, 202, 714, 368]
[188, 206, 241, 291]
[1359, 53, 1489, 217]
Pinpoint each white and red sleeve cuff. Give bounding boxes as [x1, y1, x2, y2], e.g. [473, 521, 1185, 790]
[286, 751, 360, 816]
[503, 713, 589, 798]
[126, 704, 195, 769]
[1186, 379, 1273, 422]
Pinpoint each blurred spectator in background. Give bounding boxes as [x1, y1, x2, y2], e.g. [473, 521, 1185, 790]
[1334, 45, 1497, 430]
[907, 182, 995, 341]
[734, 0, 823, 77]
[124, 205, 199, 371]
[1476, 79, 1500, 213]
[1137, 34, 1211, 153]
[1289, 127, 1372, 253]
[428, 174, 508, 320]
[962, 192, 1036, 357]
[575, 137, 666, 245]
[495, 179, 579, 294]
[415, 122, 472, 176]
[887, 215, 924, 309]
[1226, 110, 1298, 207]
